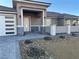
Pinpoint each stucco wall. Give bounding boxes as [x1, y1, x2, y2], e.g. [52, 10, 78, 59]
[15, 2, 47, 26]
[51, 18, 57, 25]
[23, 13, 42, 25]
[57, 18, 65, 26]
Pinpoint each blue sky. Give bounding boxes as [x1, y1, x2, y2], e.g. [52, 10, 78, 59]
[0, 0, 79, 16]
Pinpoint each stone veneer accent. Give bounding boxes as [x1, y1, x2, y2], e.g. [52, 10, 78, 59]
[17, 27, 24, 36]
[31, 27, 40, 32]
[17, 27, 50, 35]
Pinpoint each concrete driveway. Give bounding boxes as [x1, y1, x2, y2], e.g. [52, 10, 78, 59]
[0, 41, 20, 59]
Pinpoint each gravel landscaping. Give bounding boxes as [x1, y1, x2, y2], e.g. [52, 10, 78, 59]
[19, 36, 79, 59]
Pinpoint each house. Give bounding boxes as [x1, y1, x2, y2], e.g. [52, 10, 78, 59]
[45, 12, 79, 35]
[0, 0, 79, 36]
[47, 12, 79, 26]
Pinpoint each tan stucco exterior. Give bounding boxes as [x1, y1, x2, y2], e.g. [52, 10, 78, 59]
[23, 13, 42, 25]
[13, 1, 48, 26]
[64, 18, 79, 26]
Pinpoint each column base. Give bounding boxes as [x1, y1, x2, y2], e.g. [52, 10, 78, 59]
[17, 27, 24, 36]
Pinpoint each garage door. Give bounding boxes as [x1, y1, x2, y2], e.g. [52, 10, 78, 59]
[0, 15, 16, 36]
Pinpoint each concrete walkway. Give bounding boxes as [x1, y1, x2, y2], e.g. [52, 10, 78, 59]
[0, 34, 48, 59]
[0, 41, 20, 59]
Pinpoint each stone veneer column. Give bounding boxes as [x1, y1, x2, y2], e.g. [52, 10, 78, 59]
[17, 27, 24, 36]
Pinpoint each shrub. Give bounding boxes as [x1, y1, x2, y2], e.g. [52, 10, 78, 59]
[24, 40, 33, 44]
[27, 46, 46, 58]
[44, 37, 52, 40]
[71, 33, 76, 36]
[59, 36, 65, 39]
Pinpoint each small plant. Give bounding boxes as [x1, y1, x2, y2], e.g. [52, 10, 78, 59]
[24, 40, 33, 44]
[71, 33, 76, 36]
[44, 37, 52, 40]
[27, 46, 46, 58]
[59, 36, 65, 39]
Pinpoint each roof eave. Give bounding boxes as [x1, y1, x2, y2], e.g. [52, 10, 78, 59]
[0, 11, 17, 14]
[14, 0, 51, 7]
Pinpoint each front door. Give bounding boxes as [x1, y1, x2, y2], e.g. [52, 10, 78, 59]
[24, 16, 30, 32]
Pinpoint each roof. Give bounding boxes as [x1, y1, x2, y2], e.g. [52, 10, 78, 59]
[47, 12, 64, 18]
[26, 0, 51, 5]
[47, 12, 79, 18]
[0, 5, 16, 12]
[13, 0, 51, 7]
[63, 13, 79, 18]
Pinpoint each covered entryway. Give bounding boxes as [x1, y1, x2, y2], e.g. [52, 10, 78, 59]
[23, 9, 44, 33]
[14, 0, 50, 35]
[0, 15, 16, 36]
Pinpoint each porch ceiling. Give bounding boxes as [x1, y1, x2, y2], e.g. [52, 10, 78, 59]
[23, 10, 42, 14]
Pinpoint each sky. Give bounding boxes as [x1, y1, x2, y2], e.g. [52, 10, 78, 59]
[0, 0, 79, 16]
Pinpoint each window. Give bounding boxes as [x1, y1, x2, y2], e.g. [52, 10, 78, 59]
[77, 19, 79, 24]
[5, 21, 14, 23]
[6, 32, 14, 34]
[5, 25, 14, 27]
[6, 28, 14, 30]
[72, 20, 77, 26]
[65, 19, 71, 25]
[5, 16, 14, 19]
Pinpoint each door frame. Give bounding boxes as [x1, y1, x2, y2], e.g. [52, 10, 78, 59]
[23, 16, 31, 32]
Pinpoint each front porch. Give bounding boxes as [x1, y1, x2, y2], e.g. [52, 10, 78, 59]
[17, 8, 45, 35]
[14, 0, 50, 36]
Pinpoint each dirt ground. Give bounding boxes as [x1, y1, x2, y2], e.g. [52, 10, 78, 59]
[20, 37, 79, 59]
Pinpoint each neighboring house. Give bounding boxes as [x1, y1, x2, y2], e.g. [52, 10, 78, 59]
[0, 0, 79, 36]
[47, 12, 79, 26]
